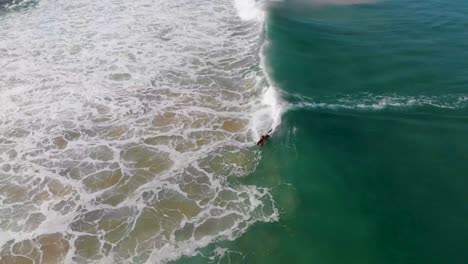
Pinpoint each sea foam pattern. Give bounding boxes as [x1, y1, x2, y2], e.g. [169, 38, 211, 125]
[0, 0, 279, 262]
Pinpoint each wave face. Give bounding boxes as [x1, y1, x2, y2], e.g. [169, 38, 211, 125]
[0, 0, 279, 263]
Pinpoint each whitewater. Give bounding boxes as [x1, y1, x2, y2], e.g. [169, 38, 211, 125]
[0, 0, 284, 263]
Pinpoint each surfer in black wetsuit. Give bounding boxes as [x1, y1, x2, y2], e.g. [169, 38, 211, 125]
[256, 129, 272, 147]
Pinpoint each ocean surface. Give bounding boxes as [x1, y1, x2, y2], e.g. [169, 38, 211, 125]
[0, 0, 467, 263]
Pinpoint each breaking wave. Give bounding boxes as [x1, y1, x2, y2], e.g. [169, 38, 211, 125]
[0, 0, 283, 263]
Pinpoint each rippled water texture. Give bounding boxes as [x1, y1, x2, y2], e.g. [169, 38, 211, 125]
[0, 0, 280, 262]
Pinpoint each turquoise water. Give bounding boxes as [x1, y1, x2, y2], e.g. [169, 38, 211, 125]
[2, 0, 467, 262]
[177, 0, 468, 263]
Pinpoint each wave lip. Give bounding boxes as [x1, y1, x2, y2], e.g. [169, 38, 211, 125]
[234, 0, 265, 21]
[234, 0, 287, 139]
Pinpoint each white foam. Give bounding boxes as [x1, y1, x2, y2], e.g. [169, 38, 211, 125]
[236, 0, 287, 140]
[0, 0, 280, 262]
[262, 86, 283, 129]
[250, 85, 285, 140]
[1, 0, 37, 10]
[234, 0, 264, 21]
